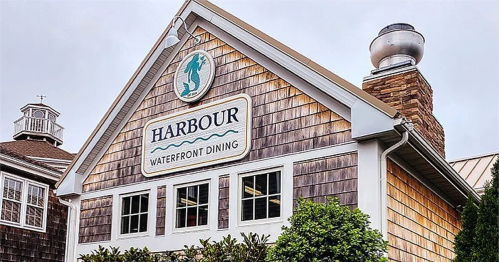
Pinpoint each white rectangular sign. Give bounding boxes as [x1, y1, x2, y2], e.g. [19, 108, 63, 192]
[141, 94, 252, 177]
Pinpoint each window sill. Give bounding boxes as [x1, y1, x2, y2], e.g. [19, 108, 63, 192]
[0, 220, 46, 233]
[172, 225, 210, 234]
[237, 217, 283, 228]
[117, 231, 150, 240]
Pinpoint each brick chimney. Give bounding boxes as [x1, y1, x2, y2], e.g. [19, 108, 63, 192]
[362, 23, 445, 157]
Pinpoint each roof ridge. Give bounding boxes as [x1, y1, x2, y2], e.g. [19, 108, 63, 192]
[448, 151, 499, 163]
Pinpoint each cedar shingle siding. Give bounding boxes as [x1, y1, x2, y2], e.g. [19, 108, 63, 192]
[82, 27, 352, 192]
[156, 185, 166, 236]
[0, 190, 67, 262]
[218, 175, 230, 229]
[293, 153, 358, 208]
[78, 195, 113, 243]
[387, 160, 461, 261]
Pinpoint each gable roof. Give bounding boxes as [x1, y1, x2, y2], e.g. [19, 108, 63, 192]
[450, 152, 499, 193]
[0, 146, 62, 180]
[0, 140, 74, 160]
[55, 0, 398, 189]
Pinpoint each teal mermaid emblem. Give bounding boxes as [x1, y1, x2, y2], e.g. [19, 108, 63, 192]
[181, 53, 207, 97]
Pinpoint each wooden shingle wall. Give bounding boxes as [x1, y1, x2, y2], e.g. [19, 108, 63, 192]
[0, 189, 67, 262]
[293, 153, 358, 208]
[218, 175, 230, 229]
[78, 195, 113, 243]
[82, 27, 352, 192]
[387, 160, 461, 262]
[156, 185, 166, 236]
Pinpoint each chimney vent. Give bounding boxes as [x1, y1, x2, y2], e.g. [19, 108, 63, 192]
[370, 23, 425, 69]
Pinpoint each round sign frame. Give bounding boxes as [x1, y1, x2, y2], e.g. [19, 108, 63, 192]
[173, 50, 215, 103]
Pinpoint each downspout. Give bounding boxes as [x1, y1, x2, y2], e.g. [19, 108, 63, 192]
[380, 121, 413, 240]
[57, 193, 78, 262]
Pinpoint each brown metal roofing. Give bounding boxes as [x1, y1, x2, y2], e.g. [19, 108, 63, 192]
[56, 0, 398, 188]
[0, 145, 62, 173]
[449, 152, 498, 192]
[0, 140, 74, 161]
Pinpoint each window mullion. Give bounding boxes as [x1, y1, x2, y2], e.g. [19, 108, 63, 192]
[0, 175, 3, 223]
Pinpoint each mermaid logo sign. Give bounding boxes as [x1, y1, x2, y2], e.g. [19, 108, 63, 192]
[141, 94, 252, 177]
[174, 50, 215, 102]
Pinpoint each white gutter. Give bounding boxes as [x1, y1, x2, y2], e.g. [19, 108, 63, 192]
[380, 121, 413, 240]
[57, 194, 78, 262]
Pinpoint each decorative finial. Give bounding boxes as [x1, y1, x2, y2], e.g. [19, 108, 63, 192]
[37, 95, 46, 103]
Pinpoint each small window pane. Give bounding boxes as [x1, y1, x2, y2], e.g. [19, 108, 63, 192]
[122, 197, 131, 215]
[176, 208, 186, 228]
[4, 178, 22, 201]
[140, 194, 148, 213]
[255, 197, 267, 220]
[269, 196, 281, 218]
[27, 185, 45, 207]
[121, 216, 130, 234]
[139, 214, 148, 232]
[199, 184, 209, 204]
[130, 215, 139, 233]
[255, 174, 267, 196]
[1, 200, 21, 223]
[269, 172, 281, 195]
[242, 199, 253, 221]
[26, 206, 43, 227]
[242, 176, 254, 198]
[187, 207, 197, 227]
[177, 187, 186, 207]
[198, 206, 208, 226]
[131, 195, 140, 214]
[187, 186, 198, 206]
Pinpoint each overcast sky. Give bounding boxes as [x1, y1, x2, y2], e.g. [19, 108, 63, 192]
[1, 0, 498, 161]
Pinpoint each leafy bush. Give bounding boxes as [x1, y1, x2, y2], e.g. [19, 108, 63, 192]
[79, 232, 269, 262]
[266, 197, 388, 262]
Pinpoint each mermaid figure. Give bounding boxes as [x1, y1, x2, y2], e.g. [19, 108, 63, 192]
[181, 53, 206, 97]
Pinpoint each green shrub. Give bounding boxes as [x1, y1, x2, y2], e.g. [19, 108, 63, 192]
[266, 197, 388, 262]
[79, 232, 269, 262]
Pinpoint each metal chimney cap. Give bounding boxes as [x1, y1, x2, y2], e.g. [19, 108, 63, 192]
[378, 23, 415, 35]
[369, 23, 425, 69]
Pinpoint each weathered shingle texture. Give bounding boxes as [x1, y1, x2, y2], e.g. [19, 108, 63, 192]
[293, 153, 358, 208]
[387, 160, 461, 261]
[82, 27, 352, 192]
[78, 195, 113, 243]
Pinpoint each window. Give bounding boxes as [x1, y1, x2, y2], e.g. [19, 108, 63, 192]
[175, 182, 209, 229]
[120, 193, 149, 235]
[240, 169, 281, 222]
[33, 110, 44, 118]
[0, 173, 48, 231]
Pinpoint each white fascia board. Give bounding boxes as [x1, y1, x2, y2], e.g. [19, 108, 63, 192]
[0, 154, 60, 181]
[28, 156, 72, 165]
[351, 99, 395, 140]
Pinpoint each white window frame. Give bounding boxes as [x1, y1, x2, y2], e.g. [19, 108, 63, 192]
[0, 172, 49, 232]
[172, 180, 211, 233]
[118, 190, 150, 238]
[238, 167, 283, 226]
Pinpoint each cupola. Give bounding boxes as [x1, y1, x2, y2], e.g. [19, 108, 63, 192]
[13, 101, 64, 146]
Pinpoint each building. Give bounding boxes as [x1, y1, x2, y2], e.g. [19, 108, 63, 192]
[56, 1, 479, 261]
[0, 102, 73, 261]
[450, 152, 499, 195]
